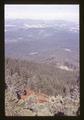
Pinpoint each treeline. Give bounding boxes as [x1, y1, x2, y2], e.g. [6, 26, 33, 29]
[5, 57, 79, 97]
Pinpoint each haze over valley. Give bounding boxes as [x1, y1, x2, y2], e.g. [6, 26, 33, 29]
[5, 19, 79, 69]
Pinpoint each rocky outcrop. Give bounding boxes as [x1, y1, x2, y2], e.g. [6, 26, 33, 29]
[5, 87, 80, 116]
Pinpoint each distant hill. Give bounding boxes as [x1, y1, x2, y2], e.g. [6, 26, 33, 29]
[5, 19, 79, 67]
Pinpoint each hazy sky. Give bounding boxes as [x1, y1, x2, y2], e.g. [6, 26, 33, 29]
[5, 5, 79, 23]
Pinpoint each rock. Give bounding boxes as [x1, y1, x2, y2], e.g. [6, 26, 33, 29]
[17, 108, 36, 116]
[54, 112, 65, 116]
[17, 99, 24, 105]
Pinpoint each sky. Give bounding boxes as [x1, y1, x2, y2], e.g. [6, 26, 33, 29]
[5, 5, 79, 23]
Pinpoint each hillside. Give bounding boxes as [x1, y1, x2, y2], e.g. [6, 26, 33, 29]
[5, 58, 80, 116]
